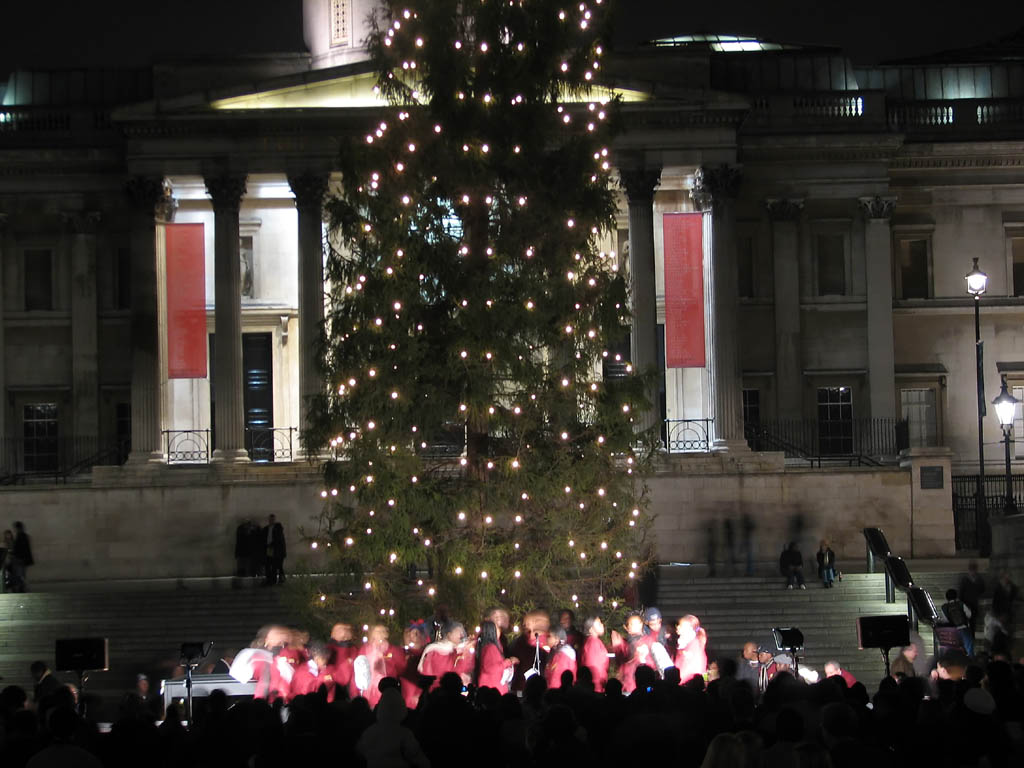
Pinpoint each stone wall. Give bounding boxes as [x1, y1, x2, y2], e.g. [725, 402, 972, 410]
[0, 453, 951, 584]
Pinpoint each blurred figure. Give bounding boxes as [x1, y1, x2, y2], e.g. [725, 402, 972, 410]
[11, 521, 33, 593]
[823, 660, 857, 688]
[890, 644, 918, 680]
[557, 609, 584, 651]
[356, 687, 430, 768]
[674, 615, 708, 683]
[816, 539, 837, 588]
[780, 542, 806, 589]
[544, 627, 577, 688]
[941, 588, 973, 656]
[957, 560, 985, 635]
[581, 616, 609, 692]
[357, 624, 406, 707]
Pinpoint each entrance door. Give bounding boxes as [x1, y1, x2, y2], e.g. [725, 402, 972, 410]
[242, 333, 274, 462]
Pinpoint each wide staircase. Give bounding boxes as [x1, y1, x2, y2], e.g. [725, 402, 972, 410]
[0, 581, 307, 721]
[656, 564, 970, 687]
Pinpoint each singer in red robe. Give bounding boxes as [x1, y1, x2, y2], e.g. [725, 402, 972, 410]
[400, 623, 428, 709]
[354, 625, 405, 708]
[475, 620, 515, 694]
[581, 617, 609, 692]
[418, 621, 469, 690]
[611, 613, 670, 693]
[327, 622, 357, 692]
[544, 629, 577, 688]
[673, 615, 708, 684]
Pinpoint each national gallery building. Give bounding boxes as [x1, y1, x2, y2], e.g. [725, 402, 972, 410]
[2, 0, 1024, 580]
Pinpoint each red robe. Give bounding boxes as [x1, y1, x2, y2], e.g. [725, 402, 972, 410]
[582, 635, 609, 692]
[612, 633, 660, 694]
[400, 648, 424, 710]
[353, 642, 405, 708]
[544, 646, 577, 689]
[328, 642, 357, 691]
[252, 656, 273, 700]
[289, 661, 336, 701]
[674, 636, 708, 684]
[269, 647, 306, 702]
[477, 642, 513, 694]
[418, 642, 456, 690]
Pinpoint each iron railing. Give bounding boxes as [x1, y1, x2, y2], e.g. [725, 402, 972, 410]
[664, 419, 712, 453]
[950, 474, 1024, 552]
[0, 436, 128, 484]
[164, 429, 211, 465]
[744, 418, 908, 464]
[245, 427, 296, 463]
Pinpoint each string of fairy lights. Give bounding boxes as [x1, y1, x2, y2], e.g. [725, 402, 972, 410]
[309, 0, 653, 623]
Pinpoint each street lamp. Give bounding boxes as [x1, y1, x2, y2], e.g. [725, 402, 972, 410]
[965, 257, 989, 552]
[992, 375, 1019, 515]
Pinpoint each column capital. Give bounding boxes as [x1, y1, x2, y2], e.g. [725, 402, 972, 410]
[859, 195, 897, 221]
[690, 164, 742, 211]
[620, 166, 662, 204]
[765, 198, 805, 222]
[61, 211, 102, 235]
[125, 176, 174, 221]
[288, 172, 330, 213]
[204, 174, 247, 214]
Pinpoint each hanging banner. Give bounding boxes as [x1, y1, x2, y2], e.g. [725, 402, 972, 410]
[165, 223, 208, 379]
[662, 212, 706, 368]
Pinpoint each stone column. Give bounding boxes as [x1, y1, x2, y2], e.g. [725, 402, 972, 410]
[124, 177, 170, 464]
[63, 211, 102, 446]
[860, 195, 898, 419]
[692, 165, 746, 449]
[620, 165, 662, 437]
[288, 172, 329, 453]
[204, 174, 249, 463]
[766, 198, 805, 420]
[0, 213, 7, 440]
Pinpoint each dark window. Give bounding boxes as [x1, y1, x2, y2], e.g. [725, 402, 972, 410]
[900, 388, 937, 447]
[815, 234, 846, 296]
[817, 386, 853, 454]
[1013, 238, 1024, 297]
[116, 248, 132, 310]
[742, 389, 760, 426]
[897, 239, 929, 299]
[243, 333, 275, 462]
[23, 403, 58, 472]
[737, 235, 754, 298]
[24, 249, 53, 310]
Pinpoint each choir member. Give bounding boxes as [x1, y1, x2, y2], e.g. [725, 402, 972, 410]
[558, 609, 585, 653]
[354, 624, 406, 708]
[269, 628, 308, 702]
[673, 614, 708, 684]
[400, 622, 429, 709]
[328, 622, 358, 691]
[475, 620, 516, 694]
[484, 607, 512, 654]
[509, 610, 549, 691]
[289, 642, 336, 702]
[544, 628, 577, 688]
[418, 621, 469, 691]
[581, 616, 609, 692]
[611, 612, 672, 693]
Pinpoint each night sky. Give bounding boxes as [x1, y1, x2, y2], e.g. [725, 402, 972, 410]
[2, 0, 1023, 74]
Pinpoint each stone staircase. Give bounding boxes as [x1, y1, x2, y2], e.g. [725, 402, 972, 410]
[0, 582, 306, 720]
[656, 565, 969, 687]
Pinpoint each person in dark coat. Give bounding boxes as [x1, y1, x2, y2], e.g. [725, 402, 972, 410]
[262, 514, 286, 585]
[779, 542, 805, 589]
[816, 539, 838, 588]
[958, 560, 986, 635]
[11, 521, 33, 593]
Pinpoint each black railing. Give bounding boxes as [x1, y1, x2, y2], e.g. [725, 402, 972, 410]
[664, 419, 712, 453]
[950, 474, 1024, 552]
[744, 418, 908, 464]
[164, 430, 211, 465]
[245, 427, 296, 463]
[0, 437, 128, 483]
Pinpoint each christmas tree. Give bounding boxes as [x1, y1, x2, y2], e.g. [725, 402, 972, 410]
[306, 0, 655, 627]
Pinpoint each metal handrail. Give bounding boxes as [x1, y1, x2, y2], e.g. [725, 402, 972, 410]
[664, 419, 712, 453]
[245, 427, 296, 463]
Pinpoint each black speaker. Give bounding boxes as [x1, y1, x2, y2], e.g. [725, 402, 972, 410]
[856, 615, 910, 650]
[772, 627, 804, 650]
[55, 637, 109, 672]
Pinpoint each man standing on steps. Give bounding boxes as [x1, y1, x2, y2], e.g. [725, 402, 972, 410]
[263, 514, 286, 586]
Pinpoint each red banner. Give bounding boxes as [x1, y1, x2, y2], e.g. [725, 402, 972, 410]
[662, 213, 705, 368]
[165, 223, 208, 379]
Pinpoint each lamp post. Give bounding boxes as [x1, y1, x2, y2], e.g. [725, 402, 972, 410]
[965, 258, 989, 552]
[992, 375, 1019, 516]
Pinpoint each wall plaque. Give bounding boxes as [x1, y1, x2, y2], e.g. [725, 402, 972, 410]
[920, 465, 944, 490]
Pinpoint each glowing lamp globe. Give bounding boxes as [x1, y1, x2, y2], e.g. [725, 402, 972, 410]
[965, 258, 988, 296]
[993, 378, 1019, 429]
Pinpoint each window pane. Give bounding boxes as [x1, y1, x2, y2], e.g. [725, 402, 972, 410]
[24, 249, 53, 311]
[898, 239, 929, 299]
[1013, 239, 1024, 297]
[742, 388, 760, 425]
[817, 386, 853, 454]
[900, 388, 937, 447]
[816, 234, 846, 295]
[23, 403, 58, 472]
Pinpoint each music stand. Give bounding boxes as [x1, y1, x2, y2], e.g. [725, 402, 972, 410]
[857, 615, 910, 677]
[772, 627, 804, 674]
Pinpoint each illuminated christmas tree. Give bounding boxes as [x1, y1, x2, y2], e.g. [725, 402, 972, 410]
[306, 0, 655, 626]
